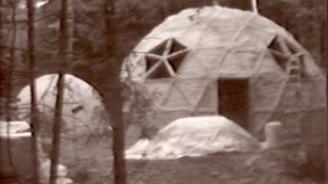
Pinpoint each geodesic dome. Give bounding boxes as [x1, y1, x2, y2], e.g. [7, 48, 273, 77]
[122, 6, 326, 138]
[16, 74, 109, 137]
[126, 116, 260, 159]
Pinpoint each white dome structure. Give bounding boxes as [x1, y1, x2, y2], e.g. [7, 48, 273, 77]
[126, 116, 260, 159]
[16, 74, 109, 137]
[122, 6, 326, 138]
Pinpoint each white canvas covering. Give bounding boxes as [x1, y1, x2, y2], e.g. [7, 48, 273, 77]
[126, 116, 260, 159]
[16, 74, 108, 137]
[122, 6, 326, 137]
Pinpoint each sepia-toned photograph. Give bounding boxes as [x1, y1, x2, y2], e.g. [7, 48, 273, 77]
[0, 0, 326, 183]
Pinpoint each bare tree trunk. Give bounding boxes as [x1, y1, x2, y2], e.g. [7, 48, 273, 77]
[104, 0, 116, 56]
[0, 0, 3, 119]
[107, 84, 126, 184]
[49, 0, 71, 183]
[103, 1, 127, 183]
[26, 0, 40, 183]
[49, 72, 65, 184]
[4, 4, 19, 182]
[0, 1, 3, 180]
[320, 18, 326, 70]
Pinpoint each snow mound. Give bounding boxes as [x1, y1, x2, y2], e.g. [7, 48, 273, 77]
[126, 116, 260, 159]
[0, 121, 30, 135]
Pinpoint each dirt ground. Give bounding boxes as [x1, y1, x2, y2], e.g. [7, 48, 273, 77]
[58, 137, 325, 184]
[1, 135, 325, 184]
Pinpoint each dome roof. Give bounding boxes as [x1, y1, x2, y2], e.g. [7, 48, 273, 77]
[16, 74, 108, 136]
[121, 6, 326, 139]
[126, 116, 260, 159]
[137, 6, 288, 50]
[122, 6, 317, 82]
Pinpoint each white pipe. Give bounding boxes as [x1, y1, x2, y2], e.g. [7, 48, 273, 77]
[251, 0, 258, 14]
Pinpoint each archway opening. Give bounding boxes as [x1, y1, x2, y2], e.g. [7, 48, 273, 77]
[16, 73, 113, 183]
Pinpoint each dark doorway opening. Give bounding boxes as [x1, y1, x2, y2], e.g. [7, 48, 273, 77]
[218, 78, 249, 129]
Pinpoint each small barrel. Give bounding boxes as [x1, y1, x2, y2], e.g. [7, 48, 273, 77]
[264, 121, 283, 148]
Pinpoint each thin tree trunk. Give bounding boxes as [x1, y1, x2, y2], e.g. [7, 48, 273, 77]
[320, 18, 326, 70]
[0, 0, 3, 119]
[104, 0, 116, 56]
[103, 0, 127, 183]
[49, 72, 65, 184]
[0, 1, 3, 180]
[26, 0, 40, 183]
[108, 85, 126, 184]
[49, 0, 70, 183]
[4, 4, 20, 182]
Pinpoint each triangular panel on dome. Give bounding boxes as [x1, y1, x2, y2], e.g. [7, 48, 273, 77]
[174, 78, 211, 107]
[159, 83, 191, 111]
[303, 81, 327, 109]
[175, 23, 207, 49]
[193, 82, 217, 113]
[234, 23, 275, 47]
[250, 83, 283, 112]
[192, 48, 227, 72]
[254, 51, 287, 79]
[198, 9, 255, 44]
[230, 14, 258, 40]
[277, 85, 302, 111]
[218, 49, 259, 76]
[196, 25, 228, 48]
[176, 51, 208, 78]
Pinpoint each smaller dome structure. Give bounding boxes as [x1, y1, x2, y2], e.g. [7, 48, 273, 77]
[16, 74, 109, 137]
[126, 116, 260, 159]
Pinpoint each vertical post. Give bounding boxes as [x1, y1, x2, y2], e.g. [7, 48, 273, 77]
[251, 0, 258, 14]
[264, 121, 283, 149]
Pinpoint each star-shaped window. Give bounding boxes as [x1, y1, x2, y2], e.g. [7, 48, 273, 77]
[145, 38, 188, 79]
